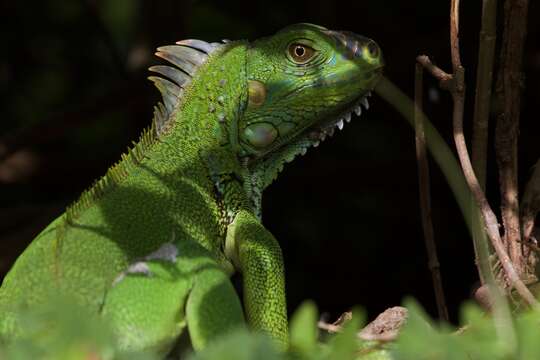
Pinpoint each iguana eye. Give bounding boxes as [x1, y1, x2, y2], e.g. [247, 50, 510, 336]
[361, 41, 380, 64]
[287, 43, 316, 64]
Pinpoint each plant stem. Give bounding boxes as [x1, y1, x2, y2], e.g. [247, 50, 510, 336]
[448, 0, 536, 307]
[374, 78, 472, 233]
[495, 0, 531, 278]
[470, 0, 498, 285]
[472, 0, 497, 191]
[414, 63, 449, 321]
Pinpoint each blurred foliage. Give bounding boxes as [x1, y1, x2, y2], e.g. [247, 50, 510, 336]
[4, 297, 540, 360]
[0, 295, 157, 360]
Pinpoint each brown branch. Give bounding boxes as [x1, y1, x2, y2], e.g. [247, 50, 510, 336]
[417, 0, 538, 307]
[414, 63, 449, 321]
[416, 56, 453, 90]
[449, 0, 536, 306]
[450, 0, 463, 72]
[454, 111, 537, 306]
[374, 77, 474, 232]
[450, 0, 536, 307]
[495, 0, 531, 279]
[472, 0, 497, 191]
[470, 0, 498, 287]
[415, 57, 491, 287]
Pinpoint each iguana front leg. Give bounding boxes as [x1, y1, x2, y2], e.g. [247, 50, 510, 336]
[226, 209, 288, 347]
[101, 238, 246, 354]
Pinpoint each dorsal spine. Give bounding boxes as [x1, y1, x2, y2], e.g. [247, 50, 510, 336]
[65, 39, 226, 223]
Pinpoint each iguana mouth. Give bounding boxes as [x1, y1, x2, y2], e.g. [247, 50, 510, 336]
[253, 91, 373, 162]
[306, 92, 371, 147]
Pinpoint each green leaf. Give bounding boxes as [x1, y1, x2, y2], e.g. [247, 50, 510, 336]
[457, 302, 511, 360]
[515, 308, 540, 359]
[1, 294, 158, 360]
[324, 307, 365, 360]
[290, 301, 319, 355]
[186, 329, 282, 360]
[393, 298, 466, 360]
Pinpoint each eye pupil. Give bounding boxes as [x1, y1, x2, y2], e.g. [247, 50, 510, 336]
[287, 43, 315, 64]
[368, 42, 378, 57]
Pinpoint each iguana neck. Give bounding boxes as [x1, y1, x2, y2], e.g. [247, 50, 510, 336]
[66, 41, 253, 229]
[154, 40, 258, 218]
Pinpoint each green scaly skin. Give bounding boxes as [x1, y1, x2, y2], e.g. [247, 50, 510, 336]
[0, 24, 383, 355]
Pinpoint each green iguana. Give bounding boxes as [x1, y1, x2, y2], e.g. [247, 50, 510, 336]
[0, 23, 383, 355]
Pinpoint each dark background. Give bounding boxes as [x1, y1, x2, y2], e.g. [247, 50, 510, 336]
[0, 0, 538, 324]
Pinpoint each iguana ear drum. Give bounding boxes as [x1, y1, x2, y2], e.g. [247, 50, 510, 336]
[247, 80, 267, 108]
[243, 122, 277, 148]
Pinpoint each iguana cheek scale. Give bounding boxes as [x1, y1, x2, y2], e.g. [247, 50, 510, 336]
[0, 24, 383, 355]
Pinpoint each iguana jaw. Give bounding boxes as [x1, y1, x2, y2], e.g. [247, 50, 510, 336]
[239, 90, 376, 218]
[306, 91, 372, 146]
[248, 91, 373, 161]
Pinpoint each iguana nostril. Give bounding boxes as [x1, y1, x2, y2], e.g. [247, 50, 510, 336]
[325, 30, 377, 60]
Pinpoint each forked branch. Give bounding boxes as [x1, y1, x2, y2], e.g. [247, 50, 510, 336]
[416, 0, 538, 307]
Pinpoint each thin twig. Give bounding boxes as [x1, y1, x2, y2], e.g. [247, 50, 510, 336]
[317, 321, 340, 333]
[494, 0, 531, 278]
[450, 0, 462, 69]
[453, 100, 537, 309]
[414, 57, 530, 300]
[449, 0, 537, 307]
[416, 56, 453, 90]
[417, 0, 538, 307]
[375, 78, 473, 232]
[414, 63, 449, 321]
[470, 0, 498, 285]
[448, 2, 521, 349]
[472, 0, 497, 192]
[416, 55, 493, 298]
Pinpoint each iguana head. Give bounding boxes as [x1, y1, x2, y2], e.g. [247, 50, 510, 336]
[237, 23, 384, 188]
[147, 23, 383, 207]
